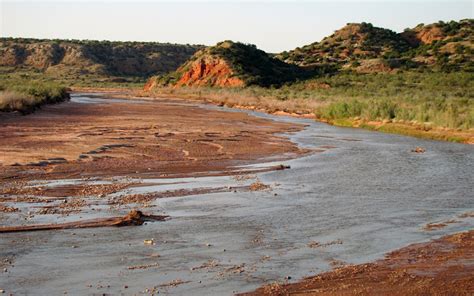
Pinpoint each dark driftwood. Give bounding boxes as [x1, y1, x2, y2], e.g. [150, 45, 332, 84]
[0, 210, 168, 233]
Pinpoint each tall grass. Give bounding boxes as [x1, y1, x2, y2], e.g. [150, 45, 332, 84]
[0, 79, 70, 114]
[308, 72, 473, 129]
[0, 91, 36, 112]
[315, 97, 473, 129]
[150, 86, 326, 113]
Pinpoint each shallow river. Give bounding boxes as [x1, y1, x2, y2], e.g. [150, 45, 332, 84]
[1, 94, 473, 295]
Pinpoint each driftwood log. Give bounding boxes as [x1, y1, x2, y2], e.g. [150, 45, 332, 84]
[0, 210, 168, 233]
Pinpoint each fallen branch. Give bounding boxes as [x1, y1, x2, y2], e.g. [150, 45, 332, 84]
[0, 210, 168, 233]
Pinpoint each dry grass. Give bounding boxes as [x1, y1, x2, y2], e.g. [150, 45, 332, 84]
[0, 80, 70, 114]
[0, 91, 38, 112]
[150, 86, 325, 115]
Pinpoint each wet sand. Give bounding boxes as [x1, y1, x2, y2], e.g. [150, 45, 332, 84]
[243, 230, 474, 296]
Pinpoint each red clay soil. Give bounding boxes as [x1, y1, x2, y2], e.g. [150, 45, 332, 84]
[175, 56, 245, 87]
[143, 77, 158, 91]
[413, 26, 446, 45]
[0, 94, 304, 183]
[401, 25, 445, 47]
[242, 230, 474, 296]
[144, 54, 245, 90]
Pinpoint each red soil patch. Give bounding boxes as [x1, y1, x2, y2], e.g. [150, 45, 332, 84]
[175, 56, 244, 87]
[242, 230, 474, 295]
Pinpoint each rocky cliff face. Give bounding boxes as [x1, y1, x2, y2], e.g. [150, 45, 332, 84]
[0, 38, 202, 78]
[174, 56, 244, 87]
[143, 56, 244, 90]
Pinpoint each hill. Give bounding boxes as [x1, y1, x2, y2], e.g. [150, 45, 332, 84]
[146, 41, 312, 89]
[399, 19, 473, 71]
[0, 38, 203, 81]
[277, 22, 412, 72]
[278, 19, 473, 73]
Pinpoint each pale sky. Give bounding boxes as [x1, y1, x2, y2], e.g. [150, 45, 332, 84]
[1, 0, 472, 52]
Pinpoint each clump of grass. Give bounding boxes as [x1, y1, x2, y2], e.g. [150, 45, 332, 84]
[0, 79, 70, 114]
[0, 91, 36, 112]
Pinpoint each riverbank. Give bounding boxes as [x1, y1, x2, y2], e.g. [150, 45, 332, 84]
[242, 229, 474, 295]
[157, 88, 474, 144]
[147, 72, 474, 144]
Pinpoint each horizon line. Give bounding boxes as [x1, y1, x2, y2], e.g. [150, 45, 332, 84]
[1, 17, 471, 53]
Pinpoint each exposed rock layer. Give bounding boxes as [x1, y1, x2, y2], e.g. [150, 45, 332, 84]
[175, 56, 244, 87]
[0, 38, 202, 77]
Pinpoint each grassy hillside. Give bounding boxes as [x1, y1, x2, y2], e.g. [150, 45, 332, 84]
[205, 41, 315, 86]
[149, 20, 472, 91]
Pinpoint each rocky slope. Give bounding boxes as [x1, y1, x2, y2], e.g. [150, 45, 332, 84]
[0, 38, 202, 78]
[147, 41, 310, 88]
[278, 23, 411, 70]
[278, 19, 473, 72]
[399, 19, 473, 71]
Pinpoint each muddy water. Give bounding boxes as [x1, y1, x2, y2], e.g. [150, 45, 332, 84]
[1, 94, 473, 295]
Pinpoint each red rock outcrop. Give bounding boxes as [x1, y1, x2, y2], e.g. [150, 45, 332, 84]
[175, 56, 244, 87]
[143, 77, 158, 91]
[401, 25, 445, 46]
[415, 26, 445, 44]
